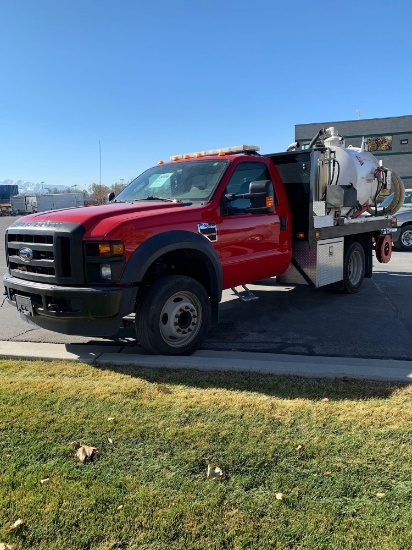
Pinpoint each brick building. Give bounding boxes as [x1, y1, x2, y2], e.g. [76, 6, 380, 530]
[295, 115, 412, 185]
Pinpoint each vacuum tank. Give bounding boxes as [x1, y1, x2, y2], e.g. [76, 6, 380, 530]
[315, 127, 404, 217]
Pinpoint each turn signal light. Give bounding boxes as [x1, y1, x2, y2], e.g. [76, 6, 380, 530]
[97, 242, 125, 256]
[112, 243, 125, 255]
[297, 232, 305, 239]
[266, 196, 274, 208]
[98, 243, 111, 256]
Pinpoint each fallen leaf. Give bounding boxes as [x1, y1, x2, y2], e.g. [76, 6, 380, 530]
[7, 518, 23, 532]
[321, 398, 329, 402]
[295, 445, 303, 451]
[376, 492, 385, 498]
[108, 438, 113, 444]
[323, 471, 331, 476]
[207, 464, 224, 481]
[107, 417, 115, 421]
[117, 505, 124, 511]
[76, 445, 98, 462]
[156, 384, 172, 394]
[275, 493, 283, 500]
[0, 543, 16, 550]
[40, 478, 50, 485]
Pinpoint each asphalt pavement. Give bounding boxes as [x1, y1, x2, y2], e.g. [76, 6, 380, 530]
[1, 215, 412, 381]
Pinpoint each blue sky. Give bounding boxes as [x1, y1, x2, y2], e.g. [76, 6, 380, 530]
[1, 0, 411, 190]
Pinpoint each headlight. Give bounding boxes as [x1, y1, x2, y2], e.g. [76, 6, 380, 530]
[85, 242, 125, 256]
[84, 241, 125, 284]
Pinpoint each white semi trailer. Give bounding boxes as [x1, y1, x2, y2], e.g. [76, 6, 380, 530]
[36, 193, 84, 212]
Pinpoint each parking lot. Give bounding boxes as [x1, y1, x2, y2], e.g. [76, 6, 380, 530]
[1, 215, 412, 360]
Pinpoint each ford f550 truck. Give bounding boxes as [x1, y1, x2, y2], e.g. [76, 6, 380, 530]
[3, 128, 402, 355]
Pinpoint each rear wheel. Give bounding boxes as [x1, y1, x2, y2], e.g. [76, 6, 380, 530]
[135, 275, 211, 355]
[342, 242, 365, 294]
[394, 224, 412, 251]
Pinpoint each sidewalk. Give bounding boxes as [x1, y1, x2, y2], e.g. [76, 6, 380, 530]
[1, 341, 412, 382]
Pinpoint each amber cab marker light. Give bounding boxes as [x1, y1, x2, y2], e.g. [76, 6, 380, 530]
[218, 150, 226, 156]
[171, 156, 179, 161]
[98, 243, 111, 256]
[195, 152, 203, 157]
[158, 160, 165, 165]
[183, 154, 190, 159]
[297, 232, 305, 239]
[112, 243, 125, 255]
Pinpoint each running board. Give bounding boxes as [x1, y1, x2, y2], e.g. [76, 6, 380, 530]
[231, 285, 258, 302]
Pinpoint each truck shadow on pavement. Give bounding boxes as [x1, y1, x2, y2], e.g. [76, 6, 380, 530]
[66, 270, 412, 361]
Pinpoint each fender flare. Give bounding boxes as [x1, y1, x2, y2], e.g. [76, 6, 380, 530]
[120, 230, 223, 307]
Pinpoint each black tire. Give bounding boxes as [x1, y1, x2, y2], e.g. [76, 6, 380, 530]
[135, 275, 211, 355]
[342, 242, 365, 294]
[394, 224, 412, 251]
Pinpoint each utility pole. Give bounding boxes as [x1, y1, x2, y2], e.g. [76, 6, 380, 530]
[99, 140, 102, 204]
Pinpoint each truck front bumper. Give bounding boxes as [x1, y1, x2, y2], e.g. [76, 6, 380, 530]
[3, 274, 137, 336]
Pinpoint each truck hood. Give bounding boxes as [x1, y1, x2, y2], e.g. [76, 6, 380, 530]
[395, 206, 412, 221]
[13, 201, 193, 233]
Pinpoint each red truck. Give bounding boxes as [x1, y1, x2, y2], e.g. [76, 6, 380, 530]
[3, 128, 400, 355]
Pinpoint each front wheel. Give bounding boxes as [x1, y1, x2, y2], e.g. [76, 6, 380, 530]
[394, 224, 412, 251]
[342, 242, 365, 294]
[135, 275, 211, 355]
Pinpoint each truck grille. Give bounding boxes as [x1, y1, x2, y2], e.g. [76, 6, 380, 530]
[6, 222, 85, 285]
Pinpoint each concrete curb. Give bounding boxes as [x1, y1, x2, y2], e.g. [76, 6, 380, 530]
[0, 341, 411, 382]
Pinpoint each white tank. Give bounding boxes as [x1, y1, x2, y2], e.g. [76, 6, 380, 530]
[324, 128, 379, 213]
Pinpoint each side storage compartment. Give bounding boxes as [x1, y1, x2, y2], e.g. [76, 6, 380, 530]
[277, 238, 344, 288]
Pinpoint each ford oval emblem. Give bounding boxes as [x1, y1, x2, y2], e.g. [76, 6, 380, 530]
[19, 247, 34, 262]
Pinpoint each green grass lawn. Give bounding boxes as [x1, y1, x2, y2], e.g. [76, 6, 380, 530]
[1, 359, 412, 550]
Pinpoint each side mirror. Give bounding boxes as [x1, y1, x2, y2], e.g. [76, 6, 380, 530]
[249, 180, 275, 213]
[107, 191, 115, 203]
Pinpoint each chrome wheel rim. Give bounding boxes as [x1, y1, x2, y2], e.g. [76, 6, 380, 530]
[401, 229, 412, 248]
[159, 291, 202, 348]
[348, 250, 363, 286]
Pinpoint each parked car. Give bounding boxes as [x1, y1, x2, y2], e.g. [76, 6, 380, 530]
[393, 189, 412, 251]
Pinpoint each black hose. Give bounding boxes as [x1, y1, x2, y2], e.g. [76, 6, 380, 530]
[329, 160, 336, 186]
[335, 159, 340, 185]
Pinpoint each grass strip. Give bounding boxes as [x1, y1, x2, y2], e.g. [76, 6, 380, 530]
[1, 359, 412, 549]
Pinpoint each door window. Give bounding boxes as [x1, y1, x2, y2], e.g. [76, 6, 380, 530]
[223, 162, 274, 213]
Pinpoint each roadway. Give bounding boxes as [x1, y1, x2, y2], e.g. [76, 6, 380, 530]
[1, 215, 412, 361]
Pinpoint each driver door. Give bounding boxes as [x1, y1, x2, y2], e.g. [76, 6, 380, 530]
[216, 160, 284, 288]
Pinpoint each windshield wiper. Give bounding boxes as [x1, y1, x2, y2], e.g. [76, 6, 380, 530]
[140, 196, 176, 202]
[130, 196, 192, 206]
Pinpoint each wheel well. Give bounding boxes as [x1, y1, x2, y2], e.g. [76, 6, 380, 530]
[139, 248, 213, 296]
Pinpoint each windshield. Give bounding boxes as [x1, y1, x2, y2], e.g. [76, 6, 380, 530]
[115, 159, 230, 203]
[403, 190, 412, 207]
